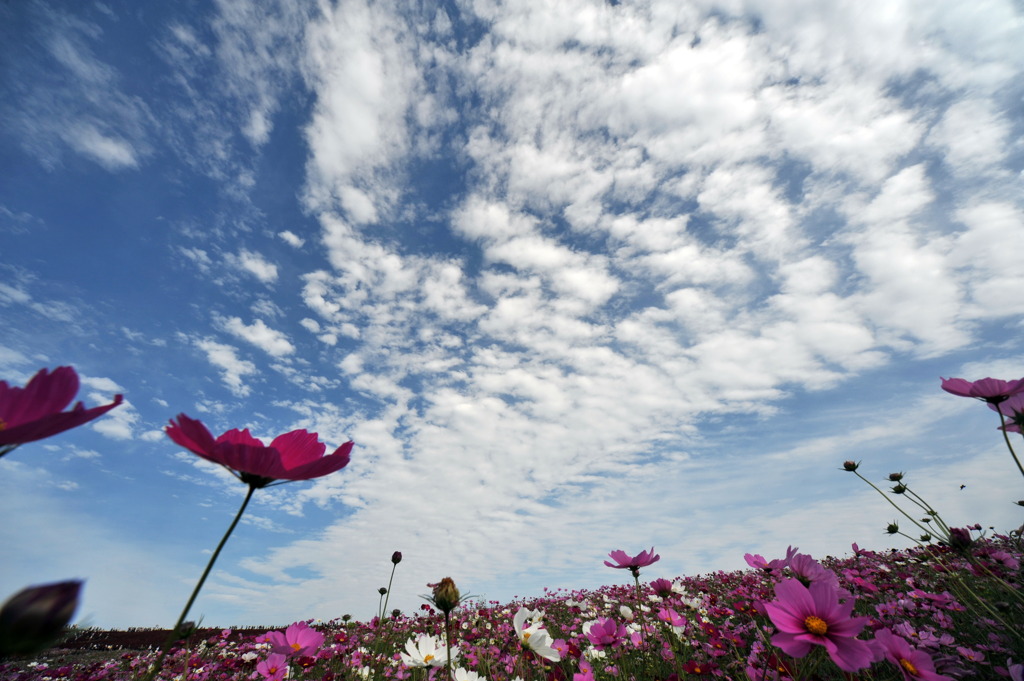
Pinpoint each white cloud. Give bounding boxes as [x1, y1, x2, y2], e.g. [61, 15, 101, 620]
[229, 249, 279, 283]
[278, 230, 305, 248]
[928, 98, 1012, 178]
[179, 247, 213, 272]
[0, 282, 31, 305]
[64, 123, 139, 170]
[195, 338, 257, 396]
[3, 5, 152, 171]
[80, 375, 124, 394]
[90, 397, 138, 440]
[220, 316, 296, 357]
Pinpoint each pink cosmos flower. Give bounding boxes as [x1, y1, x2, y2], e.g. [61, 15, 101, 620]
[585, 617, 628, 650]
[0, 367, 122, 448]
[165, 414, 352, 488]
[649, 578, 675, 598]
[990, 393, 1024, 433]
[604, 547, 660, 571]
[657, 607, 687, 628]
[256, 653, 290, 681]
[745, 546, 799, 574]
[872, 628, 953, 681]
[762, 578, 874, 672]
[940, 377, 1024, 404]
[266, 621, 324, 658]
[787, 552, 840, 589]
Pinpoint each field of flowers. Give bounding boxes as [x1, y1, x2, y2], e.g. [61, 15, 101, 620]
[2, 371, 1023, 680]
[2, 531, 1023, 681]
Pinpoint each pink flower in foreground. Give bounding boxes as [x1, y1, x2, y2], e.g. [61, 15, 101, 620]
[991, 393, 1024, 433]
[873, 628, 953, 681]
[657, 607, 687, 628]
[940, 377, 1024, 404]
[266, 621, 324, 658]
[256, 653, 289, 681]
[0, 580, 82, 656]
[0, 367, 122, 448]
[604, 547, 660, 572]
[585, 617, 628, 650]
[165, 414, 352, 488]
[762, 578, 874, 672]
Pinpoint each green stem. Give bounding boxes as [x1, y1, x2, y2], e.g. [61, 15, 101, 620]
[631, 572, 651, 647]
[142, 485, 256, 680]
[855, 472, 934, 538]
[444, 611, 452, 681]
[381, 562, 397, 620]
[997, 411, 1024, 480]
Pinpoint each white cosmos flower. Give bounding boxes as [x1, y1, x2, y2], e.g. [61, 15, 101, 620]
[512, 606, 561, 662]
[399, 634, 459, 668]
[512, 606, 544, 632]
[453, 669, 487, 681]
[520, 627, 561, 662]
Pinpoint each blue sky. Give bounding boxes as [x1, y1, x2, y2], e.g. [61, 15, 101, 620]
[2, 0, 1023, 629]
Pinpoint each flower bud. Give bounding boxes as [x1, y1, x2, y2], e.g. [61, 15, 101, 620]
[378, 587, 388, 595]
[891, 484, 907, 494]
[888, 472, 903, 481]
[948, 527, 973, 552]
[430, 577, 461, 615]
[0, 580, 82, 656]
[886, 522, 899, 535]
[842, 460, 859, 471]
[919, 534, 932, 542]
[391, 551, 403, 565]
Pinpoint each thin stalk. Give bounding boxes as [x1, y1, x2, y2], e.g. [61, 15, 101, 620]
[381, 562, 398, 620]
[142, 485, 256, 681]
[997, 411, 1024, 480]
[444, 611, 453, 681]
[854, 472, 934, 538]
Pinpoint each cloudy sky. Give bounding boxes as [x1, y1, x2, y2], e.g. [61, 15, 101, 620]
[2, 0, 1023, 629]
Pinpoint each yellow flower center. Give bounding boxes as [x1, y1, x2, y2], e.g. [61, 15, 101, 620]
[523, 632, 531, 641]
[291, 643, 301, 651]
[804, 615, 828, 635]
[423, 655, 434, 664]
[900, 659, 919, 676]
[0, 417, 6, 430]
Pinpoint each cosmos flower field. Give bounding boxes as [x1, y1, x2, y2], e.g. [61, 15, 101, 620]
[2, 535, 1023, 681]
[1, 370, 1023, 680]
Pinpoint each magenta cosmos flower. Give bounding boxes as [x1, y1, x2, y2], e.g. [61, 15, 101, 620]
[585, 617, 628, 650]
[165, 414, 352, 488]
[266, 621, 324, 658]
[256, 653, 289, 681]
[872, 628, 953, 681]
[0, 367, 122, 449]
[940, 377, 1024, 404]
[762, 578, 874, 672]
[604, 547, 660, 573]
